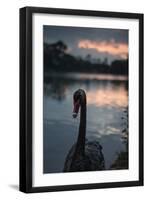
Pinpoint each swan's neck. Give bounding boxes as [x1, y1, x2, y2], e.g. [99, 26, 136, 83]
[75, 100, 86, 156]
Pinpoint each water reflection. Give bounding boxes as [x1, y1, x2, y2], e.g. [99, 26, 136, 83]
[44, 73, 128, 106]
[87, 87, 128, 107]
[43, 73, 128, 173]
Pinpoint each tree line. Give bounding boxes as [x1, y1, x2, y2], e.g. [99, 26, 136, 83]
[44, 41, 128, 75]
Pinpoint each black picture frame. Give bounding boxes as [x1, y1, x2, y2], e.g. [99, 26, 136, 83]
[19, 6, 144, 193]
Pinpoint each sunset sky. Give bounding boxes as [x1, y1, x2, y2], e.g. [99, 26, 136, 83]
[44, 25, 128, 64]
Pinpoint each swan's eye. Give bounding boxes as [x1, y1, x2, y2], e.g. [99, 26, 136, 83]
[74, 92, 81, 102]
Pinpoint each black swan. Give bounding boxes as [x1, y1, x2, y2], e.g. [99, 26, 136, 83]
[64, 89, 105, 172]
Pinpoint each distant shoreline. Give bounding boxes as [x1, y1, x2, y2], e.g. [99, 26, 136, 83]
[44, 72, 128, 81]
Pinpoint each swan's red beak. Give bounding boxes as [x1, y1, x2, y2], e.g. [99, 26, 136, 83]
[73, 100, 80, 118]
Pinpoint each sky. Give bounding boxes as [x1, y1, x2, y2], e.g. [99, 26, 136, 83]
[44, 25, 128, 64]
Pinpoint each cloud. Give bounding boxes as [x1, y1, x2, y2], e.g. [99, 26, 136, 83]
[78, 39, 128, 59]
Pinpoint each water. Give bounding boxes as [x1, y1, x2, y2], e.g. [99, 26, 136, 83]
[43, 73, 128, 173]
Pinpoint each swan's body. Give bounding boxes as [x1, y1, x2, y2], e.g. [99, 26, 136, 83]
[64, 89, 105, 172]
[64, 140, 105, 172]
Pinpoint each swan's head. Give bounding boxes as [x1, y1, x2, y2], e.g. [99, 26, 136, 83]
[72, 89, 86, 118]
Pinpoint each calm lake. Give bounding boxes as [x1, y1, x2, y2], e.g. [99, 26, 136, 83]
[43, 73, 128, 173]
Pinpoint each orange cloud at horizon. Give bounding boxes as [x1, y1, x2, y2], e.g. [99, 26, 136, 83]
[78, 39, 128, 59]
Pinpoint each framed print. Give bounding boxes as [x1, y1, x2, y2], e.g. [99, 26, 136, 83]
[19, 6, 144, 193]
